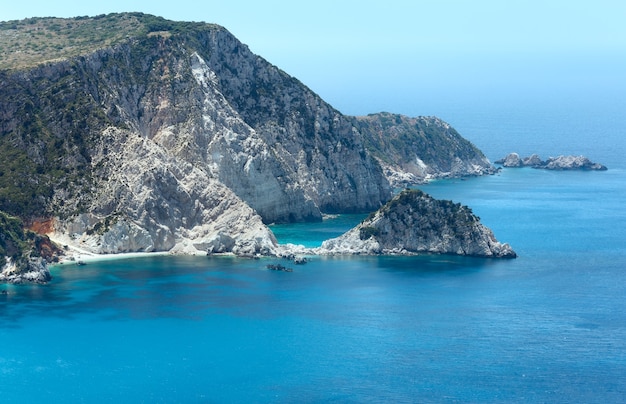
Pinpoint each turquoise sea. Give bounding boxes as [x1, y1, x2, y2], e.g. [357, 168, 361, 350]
[2, 99, 626, 402]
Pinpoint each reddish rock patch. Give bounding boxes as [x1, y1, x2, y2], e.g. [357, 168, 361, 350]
[28, 218, 55, 235]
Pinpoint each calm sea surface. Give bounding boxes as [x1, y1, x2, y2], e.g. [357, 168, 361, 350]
[2, 100, 625, 402]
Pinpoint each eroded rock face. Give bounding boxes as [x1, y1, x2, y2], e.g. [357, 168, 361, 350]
[316, 189, 516, 258]
[51, 126, 279, 256]
[91, 32, 391, 224]
[0, 212, 60, 284]
[0, 15, 509, 269]
[197, 32, 394, 219]
[355, 113, 498, 186]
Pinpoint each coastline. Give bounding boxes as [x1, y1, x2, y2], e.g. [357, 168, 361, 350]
[48, 233, 198, 268]
[52, 250, 175, 267]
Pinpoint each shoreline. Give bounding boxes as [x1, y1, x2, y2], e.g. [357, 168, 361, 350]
[48, 233, 206, 268]
[52, 250, 175, 267]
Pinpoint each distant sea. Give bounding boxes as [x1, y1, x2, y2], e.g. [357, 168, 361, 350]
[2, 97, 625, 403]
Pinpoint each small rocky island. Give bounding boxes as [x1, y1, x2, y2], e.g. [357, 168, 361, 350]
[495, 153, 607, 171]
[315, 189, 516, 258]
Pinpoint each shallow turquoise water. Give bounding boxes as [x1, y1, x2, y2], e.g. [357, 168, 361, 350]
[2, 164, 625, 402]
[269, 213, 367, 248]
[2, 97, 626, 402]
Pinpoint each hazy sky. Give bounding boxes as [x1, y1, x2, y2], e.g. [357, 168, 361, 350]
[3, 1, 626, 116]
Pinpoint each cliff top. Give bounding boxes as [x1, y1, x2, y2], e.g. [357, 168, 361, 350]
[0, 13, 218, 71]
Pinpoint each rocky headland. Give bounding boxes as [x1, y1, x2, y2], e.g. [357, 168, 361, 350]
[316, 189, 516, 258]
[0, 212, 59, 283]
[0, 13, 513, 282]
[495, 153, 607, 171]
[355, 113, 497, 187]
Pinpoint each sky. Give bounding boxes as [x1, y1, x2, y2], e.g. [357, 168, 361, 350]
[3, 1, 626, 117]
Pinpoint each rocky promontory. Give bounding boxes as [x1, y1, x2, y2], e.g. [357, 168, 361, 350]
[495, 153, 607, 170]
[0, 14, 516, 282]
[315, 189, 516, 258]
[0, 212, 58, 284]
[356, 113, 497, 186]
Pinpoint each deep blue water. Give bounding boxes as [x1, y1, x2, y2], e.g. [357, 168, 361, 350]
[2, 102, 626, 402]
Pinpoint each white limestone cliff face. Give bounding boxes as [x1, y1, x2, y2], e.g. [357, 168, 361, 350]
[51, 126, 278, 256]
[79, 35, 390, 224]
[198, 29, 392, 218]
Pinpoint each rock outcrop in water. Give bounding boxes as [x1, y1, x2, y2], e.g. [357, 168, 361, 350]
[316, 189, 516, 258]
[495, 153, 607, 171]
[0, 14, 511, 281]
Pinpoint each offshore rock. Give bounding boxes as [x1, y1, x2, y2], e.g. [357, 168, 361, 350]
[316, 189, 516, 258]
[542, 155, 607, 170]
[495, 152, 523, 167]
[523, 154, 543, 167]
[495, 153, 607, 170]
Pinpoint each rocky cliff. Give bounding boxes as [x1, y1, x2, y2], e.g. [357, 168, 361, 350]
[1, 13, 506, 280]
[317, 189, 516, 258]
[495, 153, 607, 170]
[0, 211, 59, 283]
[356, 113, 497, 187]
[1, 15, 394, 225]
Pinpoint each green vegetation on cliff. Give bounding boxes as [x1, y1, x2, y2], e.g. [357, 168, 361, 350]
[355, 112, 494, 185]
[0, 210, 58, 269]
[0, 13, 505, 274]
[0, 211, 28, 268]
[0, 62, 104, 218]
[0, 14, 218, 219]
[324, 189, 516, 258]
[0, 13, 215, 70]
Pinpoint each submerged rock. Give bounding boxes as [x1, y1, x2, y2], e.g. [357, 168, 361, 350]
[315, 189, 516, 258]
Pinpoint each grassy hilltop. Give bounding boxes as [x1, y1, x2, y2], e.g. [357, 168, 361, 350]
[0, 13, 213, 70]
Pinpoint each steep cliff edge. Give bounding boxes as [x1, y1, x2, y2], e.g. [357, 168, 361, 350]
[356, 113, 497, 187]
[317, 189, 516, 258]
[0, 13, 507, 281]
[0, 211, 59, 283]
[0, 13, 390, 228]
